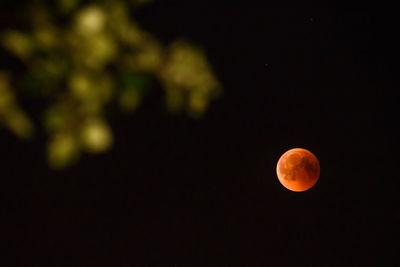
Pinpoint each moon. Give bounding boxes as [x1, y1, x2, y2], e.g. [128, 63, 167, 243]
[276, 148, 320, 192]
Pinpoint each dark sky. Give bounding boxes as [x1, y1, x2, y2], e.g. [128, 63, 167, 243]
[1, 2, 398, 266]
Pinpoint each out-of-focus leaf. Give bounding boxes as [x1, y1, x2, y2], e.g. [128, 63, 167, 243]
[160, 41, 221, 117]
[1, 31, 35, 60]
[80, 117, 113, 153]
[74, 5, 106, 36]
[0, 72, 35, 139]
[48, 133, 79, 169]
[1, 107, 35, 139]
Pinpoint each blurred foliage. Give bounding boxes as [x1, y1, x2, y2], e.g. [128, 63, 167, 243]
[0, 0, 221, 169]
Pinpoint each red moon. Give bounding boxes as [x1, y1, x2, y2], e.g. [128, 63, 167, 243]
[276, 148, 320, 192]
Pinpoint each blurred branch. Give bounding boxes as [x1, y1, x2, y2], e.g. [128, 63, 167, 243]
[0, 0, 221, 169]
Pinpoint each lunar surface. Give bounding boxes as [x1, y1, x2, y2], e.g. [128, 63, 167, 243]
[276, 148, 320, 192]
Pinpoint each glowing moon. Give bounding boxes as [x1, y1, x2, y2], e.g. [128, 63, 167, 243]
[276, 148, 320, 192]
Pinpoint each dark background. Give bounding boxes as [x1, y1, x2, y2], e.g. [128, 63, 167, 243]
[1, 2, 398, 266]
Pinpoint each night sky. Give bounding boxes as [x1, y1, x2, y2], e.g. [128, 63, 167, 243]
[1, 2, 398, 266]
